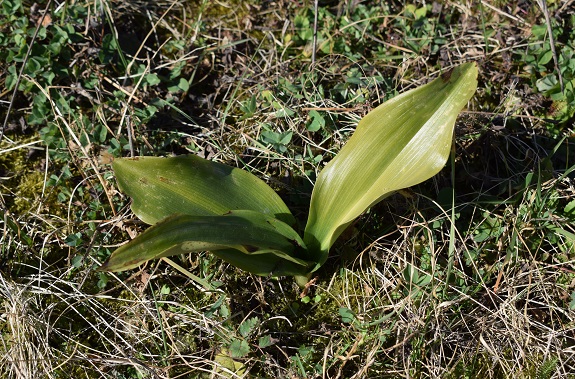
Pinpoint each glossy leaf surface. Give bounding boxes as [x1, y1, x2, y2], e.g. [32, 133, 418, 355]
[304, 63, 478, 268]
[100, 210, 311, 276]
[113, 155, 295, 225]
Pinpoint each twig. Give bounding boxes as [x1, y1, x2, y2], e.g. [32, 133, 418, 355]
[557, 0, 575, 17]
[480, 0, 525, 24]
[537, 0, 564, 93]
[126, 114, 135, 157]
[302, 106, 362, 112]
[312, 0, 318, 65]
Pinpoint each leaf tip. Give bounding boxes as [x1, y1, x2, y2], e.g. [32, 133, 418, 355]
[441, 61, 478, 84]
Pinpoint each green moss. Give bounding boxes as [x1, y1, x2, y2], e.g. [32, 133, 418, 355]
[0, 137, 55, 215]
[13, 170, 44, 213]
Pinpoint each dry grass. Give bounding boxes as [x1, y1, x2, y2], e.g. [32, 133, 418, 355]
[1, 0, 575, 377]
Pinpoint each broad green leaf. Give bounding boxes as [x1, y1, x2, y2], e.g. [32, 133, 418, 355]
[304, 63, 478, 268]
[113, 154, 295, 225]
[99, 210, 312, 276]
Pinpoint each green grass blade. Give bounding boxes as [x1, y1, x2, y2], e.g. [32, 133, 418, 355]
[99, 210, 312, 276]
[304, 63, 478, 269]
[113, 154, 296, 225]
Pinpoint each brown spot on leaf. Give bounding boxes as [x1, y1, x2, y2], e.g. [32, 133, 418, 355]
[289, 238, 302, 248]
[158, 176, 173, 184]
[244, 245, 258, 253]
[441, 68, 454, 82]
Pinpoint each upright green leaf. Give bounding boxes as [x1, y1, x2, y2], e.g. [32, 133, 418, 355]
[304, 63, 478, 269]
[113, 154, 295, 225]
[99, 210, 312, 276]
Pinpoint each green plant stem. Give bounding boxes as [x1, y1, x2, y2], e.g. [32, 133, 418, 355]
[149, 274, 169, 364]
[444, 138, 457, 298]
[162, 257, 216, 292]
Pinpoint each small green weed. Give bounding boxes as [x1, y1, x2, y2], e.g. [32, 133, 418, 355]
[523, 15, 575, 126]
[1, 1, 575, 378]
